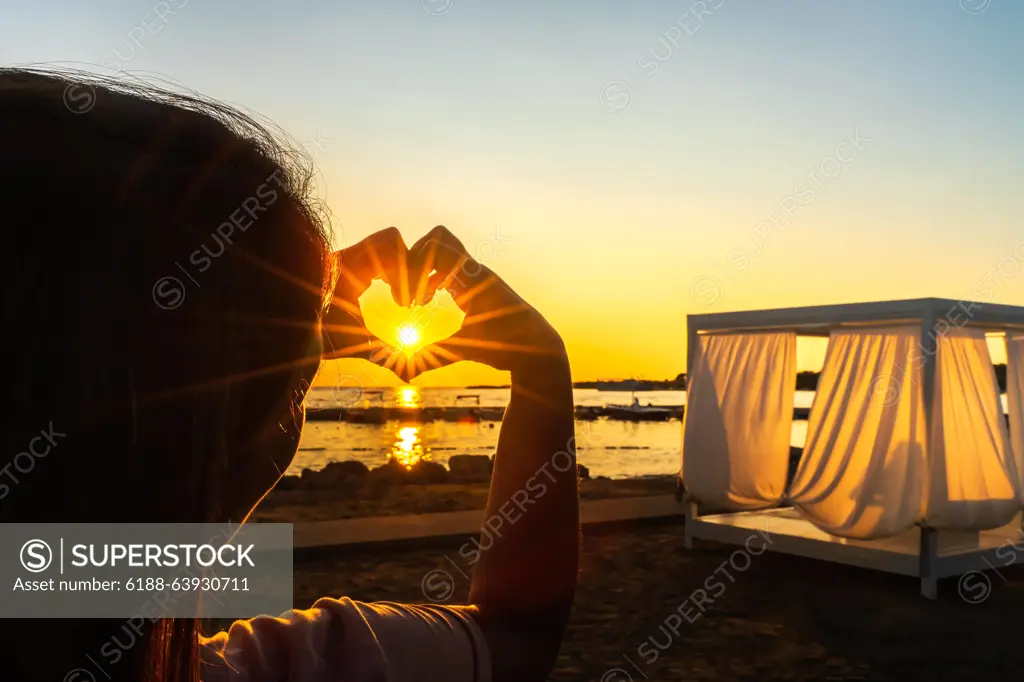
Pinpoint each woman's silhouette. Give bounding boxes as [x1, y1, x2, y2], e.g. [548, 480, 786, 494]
[0, 69, 578, 682]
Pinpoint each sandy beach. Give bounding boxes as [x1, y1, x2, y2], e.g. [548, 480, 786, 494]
[254, 463, 678, 521]
[293, 521, 1024, 681]
[262, 461, 1024, 681]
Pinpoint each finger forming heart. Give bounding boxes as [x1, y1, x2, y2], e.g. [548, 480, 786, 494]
[322, 226, 482, 382]
[323, 225, 561, 381]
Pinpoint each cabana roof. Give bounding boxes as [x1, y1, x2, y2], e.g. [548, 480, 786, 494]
[688, 297, 1024, 336]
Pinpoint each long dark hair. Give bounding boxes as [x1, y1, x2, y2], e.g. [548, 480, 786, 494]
[0, 68, 333, 681]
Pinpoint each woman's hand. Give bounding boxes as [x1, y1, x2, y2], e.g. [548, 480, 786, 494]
[321, 227, 410, 363]
[403, 225, 566, 380]
[322, 224, 568, 389]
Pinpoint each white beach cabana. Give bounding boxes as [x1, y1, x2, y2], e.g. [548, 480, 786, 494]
[681, 298, 1024, 598]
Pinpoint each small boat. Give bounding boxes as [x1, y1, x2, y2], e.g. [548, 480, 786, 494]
[603, 404, 675, 421]
[603, 390, 674, 421]
[472, 406, 505, 421]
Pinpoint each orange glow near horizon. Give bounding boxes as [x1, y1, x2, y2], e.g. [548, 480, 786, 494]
[312, 229, 1022, 389]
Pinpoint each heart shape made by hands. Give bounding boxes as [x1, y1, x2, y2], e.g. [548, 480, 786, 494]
[320, 226, 479, 382]
[323, 225, 547, 384]
[358, 279, 466, 374]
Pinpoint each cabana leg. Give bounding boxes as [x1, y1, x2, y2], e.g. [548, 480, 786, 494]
[919, 527, 938, 600]
[684, 501, 698, 549]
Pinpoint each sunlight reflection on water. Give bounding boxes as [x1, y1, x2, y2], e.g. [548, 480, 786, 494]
[389, 425, 426, 468]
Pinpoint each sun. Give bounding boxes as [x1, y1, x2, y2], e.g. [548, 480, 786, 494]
[396, 323, 421, 351]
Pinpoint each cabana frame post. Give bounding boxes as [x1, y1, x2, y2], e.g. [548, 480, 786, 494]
[919, 306, 939, 599]
[683, 321, 701, 550]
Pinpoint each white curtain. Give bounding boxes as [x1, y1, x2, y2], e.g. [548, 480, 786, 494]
[1005, 332, 1024, 502]
[923, 329, 1018, 530]
[788, 326, 927, 539]
[682, 332, 795, 510]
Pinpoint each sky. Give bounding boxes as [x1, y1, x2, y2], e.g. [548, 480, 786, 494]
[5, 0, 1023, 386]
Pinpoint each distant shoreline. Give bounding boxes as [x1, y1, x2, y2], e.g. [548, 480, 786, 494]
[324, 363, 1012, 393]
[575, 364, 1011, 392]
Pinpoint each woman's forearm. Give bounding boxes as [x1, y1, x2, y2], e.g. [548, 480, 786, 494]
[468, 346, 579, 671]
[402, 226, 578, 679]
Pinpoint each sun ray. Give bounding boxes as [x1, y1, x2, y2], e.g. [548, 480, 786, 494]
[508, 380, 561, 411]
[451, 274, 499, 309]
[436, 336, 564, 357]
[421, 343, 463, 364]
[335, 269, 368, 303]
[410, 351, 434, 380]
[459, 302, 531, 328]
[208, 313, 320, 332]
[401, 353, 417, 381]
[228, 244, 337, 312]
[137, 352, 323, 411]
[432, 254, 473, 292]
[363, 239, 388, 292]
[394, 231, 411, 306]
[380, 347, 402, 370]
[368, 345, 397, 364]
[322, 322, 376, 336]
[412, 241, 438, 305]
[417, 345, 455, 369]
[321, 339, 388, 361]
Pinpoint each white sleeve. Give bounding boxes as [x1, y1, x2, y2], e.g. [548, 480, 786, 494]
[201, 597, 491, 682]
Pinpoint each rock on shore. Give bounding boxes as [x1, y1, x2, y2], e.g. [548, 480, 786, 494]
[277, 455, 591, 492]
[258, 459, 652, 522]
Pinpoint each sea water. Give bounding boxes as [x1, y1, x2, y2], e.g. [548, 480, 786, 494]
[294, 387, 1011, 480]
